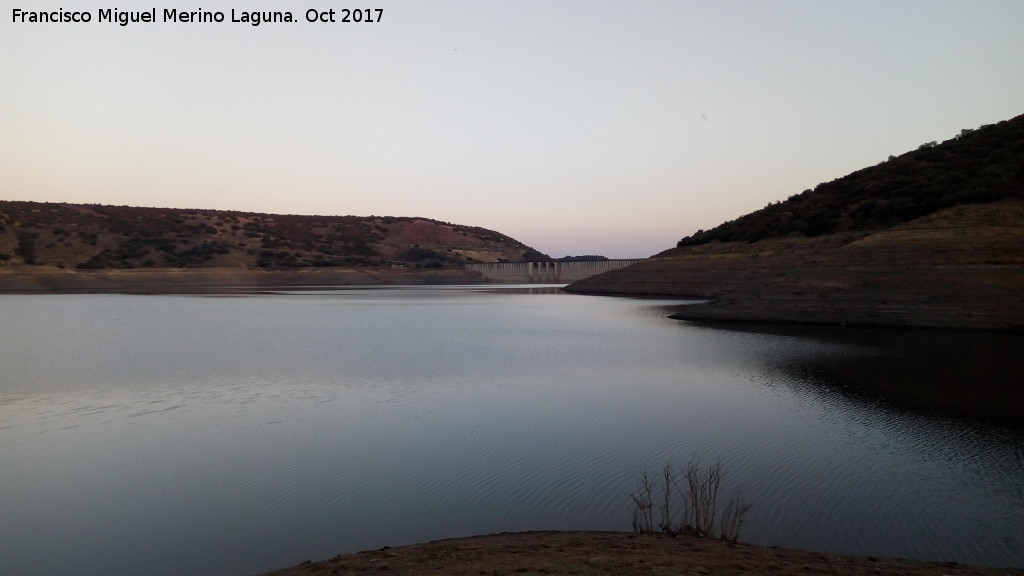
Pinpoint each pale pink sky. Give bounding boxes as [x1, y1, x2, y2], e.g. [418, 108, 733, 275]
[3, 1, 1023, 258]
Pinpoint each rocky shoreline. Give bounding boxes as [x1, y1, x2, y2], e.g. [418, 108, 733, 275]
[258, 531, 1023, 576]
[566, 201, 1024, 332]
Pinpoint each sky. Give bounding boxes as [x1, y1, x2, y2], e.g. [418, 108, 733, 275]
[3, 1, 1023, 258]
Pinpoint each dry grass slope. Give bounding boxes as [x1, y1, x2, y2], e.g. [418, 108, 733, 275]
[566, 200, 1024, 331]
[0, 202, 547, 272]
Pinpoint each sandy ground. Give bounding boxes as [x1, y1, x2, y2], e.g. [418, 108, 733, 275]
[258, 531, 1023, 576]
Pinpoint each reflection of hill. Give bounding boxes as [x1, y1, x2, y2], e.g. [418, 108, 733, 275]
[568, 113, 1024, 331]
[701, 323, 1024, 429]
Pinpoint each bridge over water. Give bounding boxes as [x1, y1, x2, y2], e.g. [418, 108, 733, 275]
[464, 259, 645, 284]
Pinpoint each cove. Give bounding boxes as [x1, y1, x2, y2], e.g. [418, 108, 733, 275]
[1, 286, 1021, 576]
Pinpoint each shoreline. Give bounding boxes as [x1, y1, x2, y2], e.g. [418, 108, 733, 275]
[565, 201, 1024, 333]
[257, 531, 1024, 576]
[566, 201, 1024, 333]
[0, 266, 488, 294]
[566, 263, 1024, 333]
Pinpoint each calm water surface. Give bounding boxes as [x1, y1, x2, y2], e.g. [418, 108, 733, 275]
[1, 286, 1022, 576]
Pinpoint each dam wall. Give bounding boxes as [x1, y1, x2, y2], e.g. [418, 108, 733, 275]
[464, 259, 645, 284]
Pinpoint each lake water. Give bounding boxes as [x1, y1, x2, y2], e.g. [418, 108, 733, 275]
[1, 286, 1022, 576]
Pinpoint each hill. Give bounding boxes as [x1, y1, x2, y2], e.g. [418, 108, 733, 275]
[0, 202, 547, 271]
[567, 115, 1024, 331]
[0, 203, 550, 292]
[677, 113, 1023, 245]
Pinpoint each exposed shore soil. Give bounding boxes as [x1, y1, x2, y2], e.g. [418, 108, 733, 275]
[566, 201, 1024, 332]
[258, 531, 1023, 576]
[0, 266, 486, 293]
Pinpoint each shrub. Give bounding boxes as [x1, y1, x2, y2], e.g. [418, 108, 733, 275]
[630, 457, 752, 542]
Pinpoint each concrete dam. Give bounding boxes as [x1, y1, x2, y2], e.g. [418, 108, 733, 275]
[464, 259, 645, 284]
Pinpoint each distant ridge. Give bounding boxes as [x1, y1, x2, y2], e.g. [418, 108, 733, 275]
[567, 114, 1024, 331]
[0, 203, 548, 271]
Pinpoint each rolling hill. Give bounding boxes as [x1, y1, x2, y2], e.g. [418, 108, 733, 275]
[0, 203, 547, 270]
[566, 114, 1024, 331]
[0, 203, 549, 291]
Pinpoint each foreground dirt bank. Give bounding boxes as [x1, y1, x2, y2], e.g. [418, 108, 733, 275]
[566, 201, 1024, 332]
[258, 531, 1023, 576]
[0, 266, 486, 293]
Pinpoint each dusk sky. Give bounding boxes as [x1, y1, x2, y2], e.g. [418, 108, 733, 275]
[4, 0, 1023, 258]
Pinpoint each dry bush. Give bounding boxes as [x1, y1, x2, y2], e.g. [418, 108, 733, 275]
[720, 488, 754, 543]
[629, 456, 752, 541]
[629, 469, 655, 533]
[683, 458, 722, 537]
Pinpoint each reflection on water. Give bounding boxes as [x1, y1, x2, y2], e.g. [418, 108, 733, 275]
[693, 323, 1024, 428]
[0, 287, 1021, 576]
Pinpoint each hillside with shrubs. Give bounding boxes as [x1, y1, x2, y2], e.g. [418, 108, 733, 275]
[568, 113, 1024, 331]
[677, 114, 1023, 246]
[0, 204, 548, 271]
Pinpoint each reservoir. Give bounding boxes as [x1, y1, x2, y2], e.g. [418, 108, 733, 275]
[1, 286, 1021, 576]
